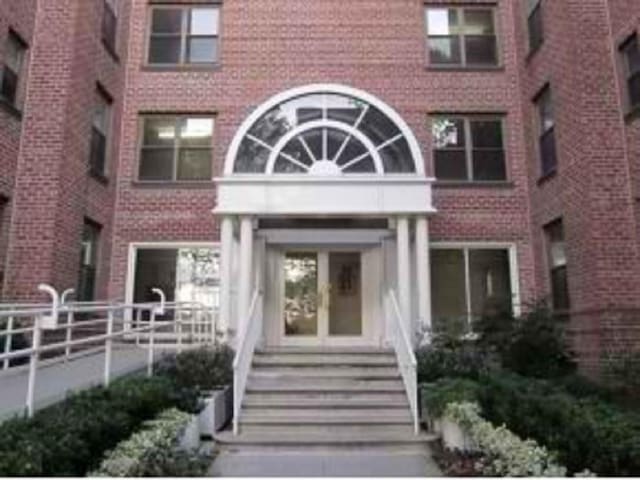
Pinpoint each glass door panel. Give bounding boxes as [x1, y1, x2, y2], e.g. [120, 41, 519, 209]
[283, 252, 319, 336]
[328, 252, 362, 336]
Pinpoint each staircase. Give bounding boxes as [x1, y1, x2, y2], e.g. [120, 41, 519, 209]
[214, 347, 435, 450]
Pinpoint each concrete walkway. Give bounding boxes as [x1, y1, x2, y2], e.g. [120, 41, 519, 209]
[0, 345, 149, 420]
[209, 449, 443, 477]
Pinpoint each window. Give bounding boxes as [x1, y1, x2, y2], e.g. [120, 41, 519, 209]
[544, 220, 570, 311]
[535, 85, 557, 176]
[148, 6, 220, 66]
[432, 116, 506, 181]
[90, 88, 112, 177]
[620, 35, 640, 111]
[425, 7, 498, 67]
[78, 220, 101, 302]
[1, 31, 26, 106]
[132, 246, 220, 310]
[526, 0, 544, 53]
[0, 197, 8, 298]
[102, 0, 118, 54]
[139, 116, 214, 182]
[431, 247, 514, 332]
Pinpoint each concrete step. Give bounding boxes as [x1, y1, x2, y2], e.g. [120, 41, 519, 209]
[250, 365, 400, 377]
[247, 377, 404, 390]
[246, 382, 406, 393]
[253, 354, 396, 367]
[241, 409, 413, 421]
[257, 347, 394, 355]
[243, 391, 408, 404]
[237, 423, 416, 436]
[243, 397, 409, 409]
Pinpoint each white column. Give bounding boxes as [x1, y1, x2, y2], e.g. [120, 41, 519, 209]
[237, 216, 254, 338]
[415, 216, 432, 343]
[396, 216, 411, 332]
[219, 216, 234, 340]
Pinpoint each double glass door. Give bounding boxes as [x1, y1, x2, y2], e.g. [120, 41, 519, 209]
[283, 250, 362, 343]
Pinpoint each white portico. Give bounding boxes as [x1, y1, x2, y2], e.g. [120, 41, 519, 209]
[214, 84, 436, 349]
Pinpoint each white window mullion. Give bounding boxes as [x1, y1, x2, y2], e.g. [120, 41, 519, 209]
[464, 248, 472, 329]
[465, 119, 474, 181]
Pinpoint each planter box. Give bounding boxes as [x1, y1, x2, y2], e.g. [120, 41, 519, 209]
[198, 385, 232, 437]
[180, 415, 201, 450]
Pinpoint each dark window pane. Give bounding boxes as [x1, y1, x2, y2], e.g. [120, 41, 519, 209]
[274, 155, 307, 173]
[77, 267, 96, 302]
[78, 221, 101, 302]
[540, 128, 557, 175]
[281, 138, 314, 166]
[527, 4, 544, 52]
[335, 135, 368, 166]
[234, 138, 270, 173]
[139, 149, 174, 180]
[102, 2, 117, 52]
[301, 128, 323, 161]
[465, 35, 497, 65]
[433, 118, 466, 149]
[343, 155, 375, 173]
[379, 137, 415, 173]
[177, 149, 211, 180]
[358, 106, 401, 146]
[179, 118, 213, 147]
[429, 36, 461, 65]
[151, 9, 182, 33]
[431, 249, 467, 330]
[134, 249, 178, 304]
[471, 120, 502, 148]
[90, 129, 107, 175]
[148, 37, 181, 64]
[328, 107, 363, 125]
[144, 118, 176, 146]
[463, 9, 494, 35]
[537, 88, 554, 131]
[434, 150, 467, 180]
[472, 150, 506, 181]
[623, 37, 640, 75]
[0, 68, 18, 104]
[469, 249, 512, 318]
[326, 129, 349, 162]
[187, 37, 217, 63]
[629, 73, 640, 108]
[551, 267, 570, 310]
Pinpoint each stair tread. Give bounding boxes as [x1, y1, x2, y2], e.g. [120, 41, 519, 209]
[258, 347, 394, 355]
[240, 416, 412, 424]
[247, 384, 405, 392]
[214, 431, 437, 445]
[243, 400, 409, 408]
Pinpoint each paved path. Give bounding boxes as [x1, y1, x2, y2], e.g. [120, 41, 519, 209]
[0, 345, 149, 420]
[209, 449, 443, 477]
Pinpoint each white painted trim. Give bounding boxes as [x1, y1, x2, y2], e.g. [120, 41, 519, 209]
[258, 229, 391, 245]
[429, 242, 521, 320]
[224, 84, 426, 175]
[124, 242, 220, 307]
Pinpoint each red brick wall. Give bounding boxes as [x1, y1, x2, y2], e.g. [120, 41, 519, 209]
[2, 0, 129, 301]
[108, 0, 538, 305]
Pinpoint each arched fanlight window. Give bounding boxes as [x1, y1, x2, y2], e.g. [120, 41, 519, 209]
[229, 86, 422, 175]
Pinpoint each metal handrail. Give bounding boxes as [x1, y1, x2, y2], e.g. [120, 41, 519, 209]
[386, 289, 419, 435]
[232, 289, 262, 435]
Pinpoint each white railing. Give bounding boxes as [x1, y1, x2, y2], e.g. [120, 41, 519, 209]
[232, 289, 262, 435]
[0, 285, 219, 418]
[386, 289, 419, 435]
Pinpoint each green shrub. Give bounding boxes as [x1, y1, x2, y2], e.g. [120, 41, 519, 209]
[478, 373, 640, 476]
[158, 345, 233, 392]
[445, 402, 568, 477]
[421, 378, 481, 418]
[92, 408, 209, 477]
[0, 376, 197, 476]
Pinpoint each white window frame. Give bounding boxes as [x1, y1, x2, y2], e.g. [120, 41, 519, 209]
[125, 242, 221, 306]
[430, 242, 521, 327]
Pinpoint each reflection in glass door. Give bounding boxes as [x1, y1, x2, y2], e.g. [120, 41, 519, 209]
[283, 253, 319, 336]
[329, 252, 362, 336]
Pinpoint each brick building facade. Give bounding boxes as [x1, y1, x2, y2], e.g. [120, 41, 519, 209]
[0, 0, 639, 375]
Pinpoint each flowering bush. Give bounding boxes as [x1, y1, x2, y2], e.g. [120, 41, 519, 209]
[92, 408, 209, 477]
[444, 402, 568, 477]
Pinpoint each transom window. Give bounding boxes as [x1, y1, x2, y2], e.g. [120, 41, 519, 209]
[148, 6, 220, 65]
[426, 7, 498, 67]
[233, 92, 416, 175]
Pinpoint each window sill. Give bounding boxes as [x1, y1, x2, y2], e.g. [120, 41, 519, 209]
[624, 103, 640, 123]
[425, 65, 505, 73]
[102, 38, 120, 64]
[141, 63, 222, 73]
[0, 97, 22, 119]
[89, 170, 109, 185]
[132, 180, 215, 189]
[537, 168, 557, 186]
[434, 180, 514, 189]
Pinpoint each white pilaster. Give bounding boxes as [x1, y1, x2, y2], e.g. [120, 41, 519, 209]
[396, 216, 411, 332]
[415, 216, 432, 343]
[237, 216, 254, 338]
[219, 216, 234, 340]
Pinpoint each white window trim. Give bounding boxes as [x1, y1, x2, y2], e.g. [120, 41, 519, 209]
[125, 242, 220, 306]
[429, 242, 522, 321]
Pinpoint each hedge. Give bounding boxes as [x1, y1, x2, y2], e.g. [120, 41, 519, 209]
[92, 408, 209, 477]
[0, 376, 198, 476]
